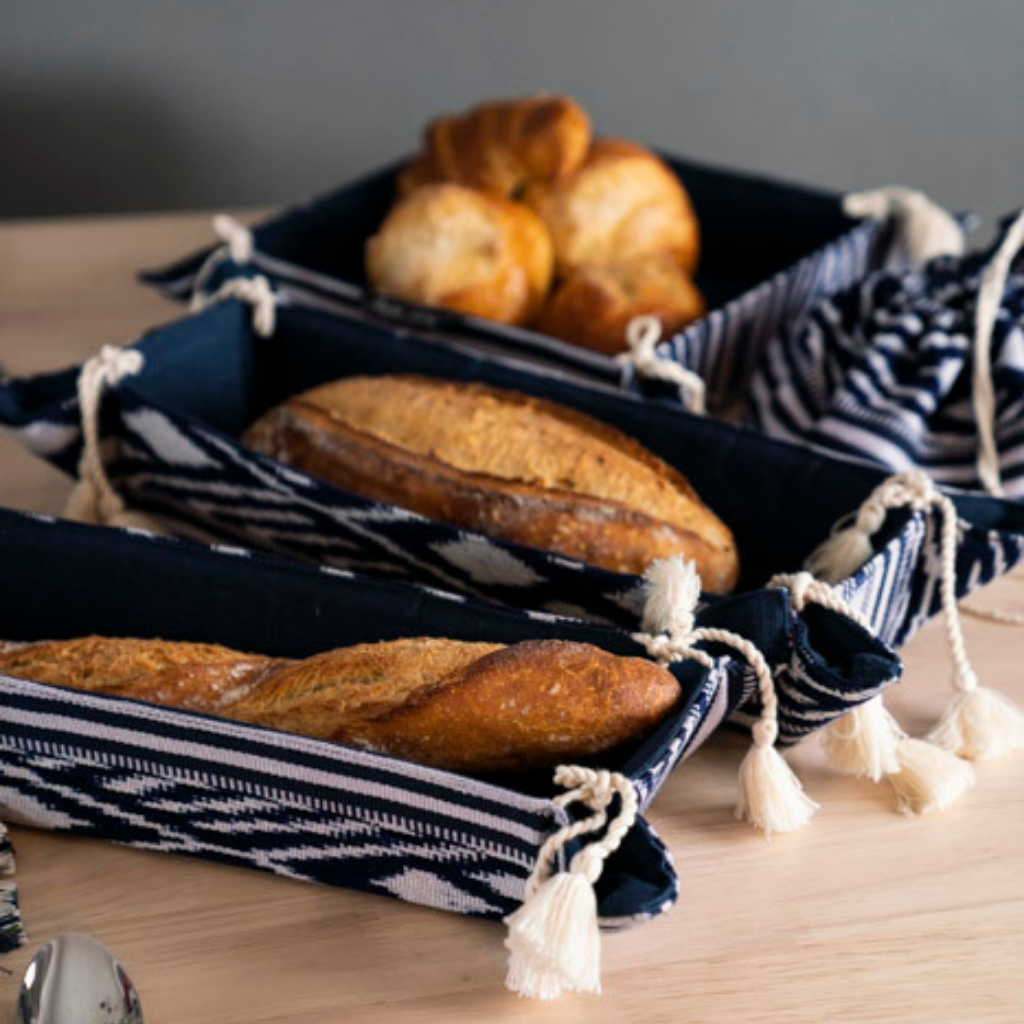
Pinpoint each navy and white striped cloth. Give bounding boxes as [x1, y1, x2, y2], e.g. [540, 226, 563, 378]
[0, 509, 899, 922]
[748, 219, 1024, 497]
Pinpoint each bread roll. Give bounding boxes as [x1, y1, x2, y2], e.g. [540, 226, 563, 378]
[0, 636, 681, 773]
[365, 183, 554, 326]
[397, 94, 592, 202]
[537, 252, 706, 355]
[243, 374, 739, 591]
[528, 138, 700, 277]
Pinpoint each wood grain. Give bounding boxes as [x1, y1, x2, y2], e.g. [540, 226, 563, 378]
[0, 212, 1022, 1023]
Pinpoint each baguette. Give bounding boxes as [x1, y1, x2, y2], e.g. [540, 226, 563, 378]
[0, 636, 680, 773]
[243, 375, 740, 592]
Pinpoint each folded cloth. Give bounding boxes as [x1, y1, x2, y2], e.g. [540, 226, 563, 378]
[748, 210, 1024, 498]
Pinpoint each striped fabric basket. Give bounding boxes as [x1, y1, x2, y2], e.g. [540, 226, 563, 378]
[141, 155, 893, 400]
[2, 294, 1020, 646]
[0, 509, 899, 994]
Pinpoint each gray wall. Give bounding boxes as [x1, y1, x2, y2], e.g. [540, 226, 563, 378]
[3, 0, 1022, 223]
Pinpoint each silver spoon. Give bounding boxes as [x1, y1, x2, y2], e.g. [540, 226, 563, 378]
[15, 933, 143, 1024]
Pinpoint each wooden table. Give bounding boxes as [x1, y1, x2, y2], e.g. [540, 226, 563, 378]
[1, 214, 1022, 1023]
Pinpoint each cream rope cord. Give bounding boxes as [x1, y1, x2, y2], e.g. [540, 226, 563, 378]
[63, 345, 160, 531]
[504, 767, 638, 1000]
[971, 207, 1024, 499]
[189, 214, 255, 307]
[631, 557, 817, 835]
[843, 186, 965, 263]
[191, 274, 278, 337]
[805, 469, 1024, 761]
[617, 315, 707, 414]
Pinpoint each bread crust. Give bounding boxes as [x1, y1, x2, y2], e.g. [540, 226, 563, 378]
[537, 252, 707, 355]
[397, 94, 592, 201]
[0, 636, 680, 774]
[365, 183, 554, 326]
[243, 375, 739, 591]
[528, 138, 701, 277]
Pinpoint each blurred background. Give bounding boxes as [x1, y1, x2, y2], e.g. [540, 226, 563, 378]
[3, 0, 1022, 223]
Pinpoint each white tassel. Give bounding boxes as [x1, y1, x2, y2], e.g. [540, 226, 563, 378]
[825, 697, 974, 815]
[504, 768, 637, 1000]
[824, 695, 902, 782]
[735, 720, 819, 835]
[927, 687, 1024, 761]
[641, 556, 701, 637]
[505, 871, 600, 999]
[887, 738, 975, 815]
[636, 558, 816, 834]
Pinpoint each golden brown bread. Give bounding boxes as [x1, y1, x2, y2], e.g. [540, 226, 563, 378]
[243, 374, 739, 591]
[527, 138, 701, 278]
[365, 183, 554, 326]
[0, 636, 681, 774]
[397, 95, 592, 202]
[537, 252, 707, 355]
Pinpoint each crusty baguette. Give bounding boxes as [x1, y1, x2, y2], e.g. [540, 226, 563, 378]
[0, 636, 680, 773]
[243, 375, 739, 592]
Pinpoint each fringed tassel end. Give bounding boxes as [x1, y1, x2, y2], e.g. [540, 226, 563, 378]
[887, 738, 975, 815]
[505, 871, 601, 999]
[735, 727, 818, 835]
[927, 687, 1024, 761]
[824, 696, 902, 782]
[504, 768, 636, 1000]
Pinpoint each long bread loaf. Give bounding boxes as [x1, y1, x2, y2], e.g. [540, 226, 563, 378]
[243, 374, 739, 592]
[0, 636, 680, 773]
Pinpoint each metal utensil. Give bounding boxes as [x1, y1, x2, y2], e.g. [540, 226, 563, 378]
[15, 933, 143, 1024]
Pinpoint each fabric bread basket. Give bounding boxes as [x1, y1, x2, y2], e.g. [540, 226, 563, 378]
[0, 508, 900, 996]
[140, 153, 894, 402]
[2, 291, 1022, 819]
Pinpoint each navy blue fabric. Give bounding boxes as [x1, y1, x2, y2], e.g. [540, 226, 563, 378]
[748, 219, 1024, 497]
[0, 509, 711, 921]
[141, 155, 888, 401]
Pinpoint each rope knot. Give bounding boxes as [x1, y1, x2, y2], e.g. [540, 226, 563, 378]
[212, 214, 254, 264]
[616, 315, 706, 414]
[63, 344, 162, 533]
[633, 557, 817, 834]
[193, 274, 278, 337]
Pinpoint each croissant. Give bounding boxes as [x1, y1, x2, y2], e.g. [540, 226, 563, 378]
[0, 636, 681, 774]
[365, 183, 554, 325]
[397, 94, 592, 202]
[528, 138, 701, 277]
[244, 374, 740, 591]
[537, 252, 706, 355]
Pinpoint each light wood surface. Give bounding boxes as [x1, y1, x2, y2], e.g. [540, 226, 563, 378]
[0, 214, 1022, 1023]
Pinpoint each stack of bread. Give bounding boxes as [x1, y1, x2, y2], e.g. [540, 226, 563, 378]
[365, 95, 705, 355]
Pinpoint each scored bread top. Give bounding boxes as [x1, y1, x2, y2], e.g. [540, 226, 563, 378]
[291, 374, 726, 544]
[0, 635, 681, 774]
